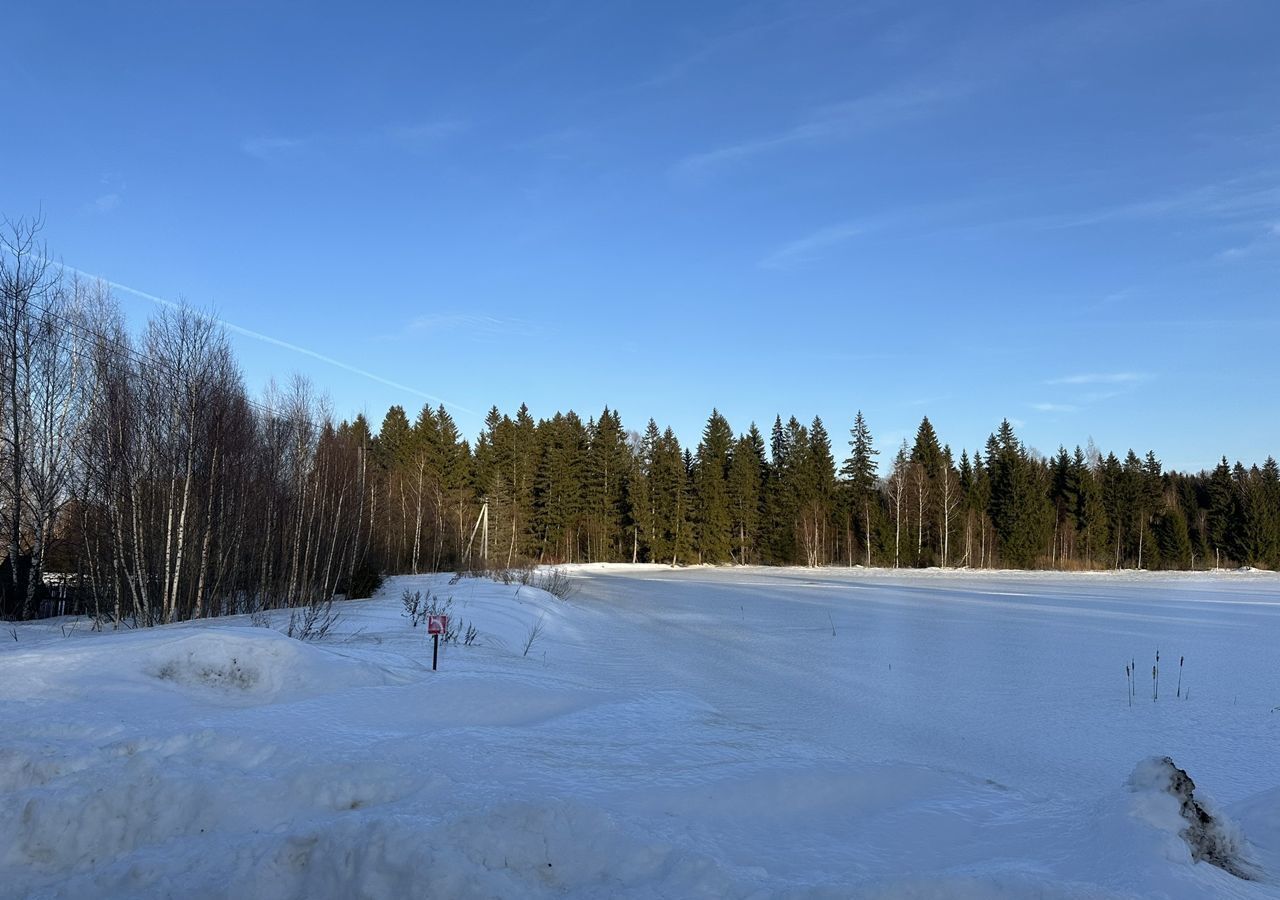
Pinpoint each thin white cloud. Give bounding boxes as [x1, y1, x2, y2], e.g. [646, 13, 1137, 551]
[639, 7, 818, 90]
[243, 122, 465, 160]
[673, 82, 969, 180]
[409, 312, 515, 331]
[759, 196, 987, 269]
[83, 173, 126, 215]
[88, 193, 121, 214]
[1030, 402, 1078, 413]
[760, 221, 870, 270]
[1046, 372, 1150, 386]
[43, 260, 477, 417]
[378, 312, 530, 341]
[1015, 178, 1280, 233]
[1216, 221, 1280, 261]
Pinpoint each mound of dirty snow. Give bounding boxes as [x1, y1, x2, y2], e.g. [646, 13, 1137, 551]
[0, 627, 404, 707]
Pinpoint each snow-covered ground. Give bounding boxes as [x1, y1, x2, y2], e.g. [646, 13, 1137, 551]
[3, 566, 1279, 898]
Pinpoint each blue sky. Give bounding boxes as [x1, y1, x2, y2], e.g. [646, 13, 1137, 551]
[4, 0, 1278, 471]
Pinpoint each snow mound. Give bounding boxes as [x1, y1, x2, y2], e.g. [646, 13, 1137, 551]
[18, 800, 750, 900]
[1128, 756, 1259, 881]
[0, 626, 405, 707]
[139, 630, 401, 702]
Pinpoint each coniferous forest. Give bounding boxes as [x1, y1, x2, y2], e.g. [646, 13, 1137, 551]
[3, 219, 1279, 622]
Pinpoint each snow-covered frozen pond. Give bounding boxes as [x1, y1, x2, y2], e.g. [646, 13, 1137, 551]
[3, 566, 1279, 898]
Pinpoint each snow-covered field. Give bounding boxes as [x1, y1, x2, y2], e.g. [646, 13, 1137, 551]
[3, 566, 1279, 898]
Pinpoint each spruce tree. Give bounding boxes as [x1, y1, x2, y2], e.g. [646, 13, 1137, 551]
[648, 427, 692, 565]
[511, 404, 538, 562]
[910, 416, 944, 563]
[587, 407, 629, 562]
[911, 416, 943, 477]
[376, 405, 413, 470]
[694, 409, 734, 563]
[629, 420, 661, 562]
[532, 412, 588, 563]
[1259, 457, 1280, 568]
[784, 417, 813, 565]
[805, 416, 836, 566]
[1050, 447, 1073, 564]
[765, 415, 796, 564]
[727, 427, 765, 564]
[373, 405, 415, 569]
[1071, 446, 1107, 566]
[1206, 457, 1236, 566]
[986, 420, 1052, 568]
[841, 410, 879, 567]
[1155, 500, 1193, 569]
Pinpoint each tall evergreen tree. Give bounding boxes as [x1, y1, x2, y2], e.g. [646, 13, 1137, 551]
[1205, 457, 1237, 566]
[694, 409, 734, 563]
[986, 420, 1052, 567]
[1050, 447, 1074, 564]
[841, 410, 879, 566]
[911, 416, 943, 477]
[801, 416, 836, 566]
[1071, 446, 1107, 566]
[1098, 452, 1125, 568]
[1259, 457, 1280, 568]
[629, 420, 661, 562]
[1154, 495, 1193, 569]
[783, 417, 815, 565]
[586, 407, 629, 562]
[648, 426, 692, 565]
[532, 412, 588, 563]
[765, 415, 796, 564]
[727, 426, 766, 564]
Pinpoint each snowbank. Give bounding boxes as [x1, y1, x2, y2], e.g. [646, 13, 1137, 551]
[3, 568, 1279, 898]
[0, 625, 405, 707]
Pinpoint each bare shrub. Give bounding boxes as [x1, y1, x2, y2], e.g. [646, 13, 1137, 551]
[401, 589, 426, 627]
[535, 568, 576, 600]
[287, 598, 339, 641]
[404, 589, 477, 645]
[522, 614, 546, 657]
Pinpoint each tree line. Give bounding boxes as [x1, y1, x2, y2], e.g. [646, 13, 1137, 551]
[460, 407, 1278, 574]
[3, 217, 1278, 622]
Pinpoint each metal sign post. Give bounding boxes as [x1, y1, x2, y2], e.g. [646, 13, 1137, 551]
[428, 615, 449, 670]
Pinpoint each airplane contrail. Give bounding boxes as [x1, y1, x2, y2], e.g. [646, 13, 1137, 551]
[47, 259, 478, 417]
